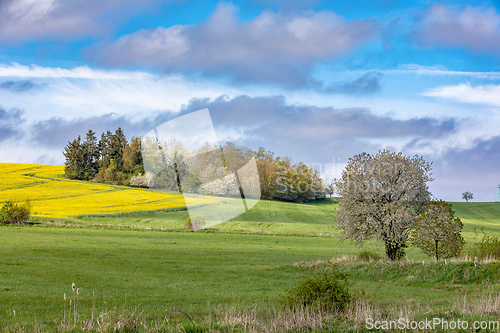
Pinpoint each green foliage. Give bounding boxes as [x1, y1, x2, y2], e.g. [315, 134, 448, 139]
[410, 200, 464, 261]
[64, 128, 144, 185]
[356, 249, 382, 262]
[466, 235, 500, 260]
[285, 265, 351, 312]
[0, 200, 32, 225]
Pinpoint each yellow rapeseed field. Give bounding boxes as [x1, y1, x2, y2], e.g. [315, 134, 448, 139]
[0, 163, 218, 218]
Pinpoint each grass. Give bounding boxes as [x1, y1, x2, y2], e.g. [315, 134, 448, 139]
[0, 225, 348, 328]
[1, 163, 500, 331]
[451, 202, 500, 241]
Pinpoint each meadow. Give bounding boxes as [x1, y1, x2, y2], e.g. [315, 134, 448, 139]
[0, 163, 500, 332]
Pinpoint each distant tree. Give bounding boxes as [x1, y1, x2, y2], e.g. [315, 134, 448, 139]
[82, 130, 100, 180]
[254, 148, 279, 200]
[462, 191, 473, 203]
[123, 137, 143, 174]
[63, 136, 85, 180]
[335, 150, 433, 261]
[98, 130, 113, 170]
[410, 200, 464, 261]
[109, 127, 127, 172]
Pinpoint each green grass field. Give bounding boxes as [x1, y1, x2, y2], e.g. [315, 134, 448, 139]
[1, 188, 500, 331]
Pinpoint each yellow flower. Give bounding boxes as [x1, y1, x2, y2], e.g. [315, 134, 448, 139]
[0, 163, 221, 218]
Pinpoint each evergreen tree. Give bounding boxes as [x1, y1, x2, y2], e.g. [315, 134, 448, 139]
[109, 127, 127, 171]
[82, 130, 99, 180]
[99, 130, 113, 170]
[63, 136, 85, 180]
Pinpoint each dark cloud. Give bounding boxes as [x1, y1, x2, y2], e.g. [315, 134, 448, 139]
[0, 107, 24, 141]
[323, 71, 383, 95]
[0, 0, 167, 44]
[91, 3, 379, 86]
[169, 94, 458, 166]
[31, 113, 160, 148]
[178, 95, 456, 140]
[413, 4, 500, 54]
[0, 80, 37, 93]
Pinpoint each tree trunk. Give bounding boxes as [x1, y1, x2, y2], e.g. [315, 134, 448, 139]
[385, 242, 401, 261]
[435, 239, 439, 262]
[174, 163, 182, 194]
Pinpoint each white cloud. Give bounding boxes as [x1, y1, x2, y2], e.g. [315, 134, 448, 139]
[0, 63, 152, 80]
[423, 83, 500, 107]
[379, 64, 500, 79]
[0, 63, 242, 121]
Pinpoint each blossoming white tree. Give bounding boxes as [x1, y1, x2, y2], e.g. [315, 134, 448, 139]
[334, 150, 433, 261]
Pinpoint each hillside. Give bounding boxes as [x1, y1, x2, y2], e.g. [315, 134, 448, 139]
[0, 163, 218, 218]
[451, 201, 500, 240]
[1, 163, 499, 240]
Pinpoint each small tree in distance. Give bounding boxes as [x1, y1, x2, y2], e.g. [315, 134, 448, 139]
[335, 150, 433, 261]
[410, 200, 464, 261]
[462, 191, 473, 203]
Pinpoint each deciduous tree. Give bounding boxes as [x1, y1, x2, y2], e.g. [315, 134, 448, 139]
[334, 150, 433, 261]
[410, 200, 464, 261]
[462, 191, 473, 203]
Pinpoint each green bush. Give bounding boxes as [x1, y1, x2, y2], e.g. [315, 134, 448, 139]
[285, 264, 351, 312]
[356, 249, 382, 262]
[0, 200, 32, 225]
[466, 235, 500, 260]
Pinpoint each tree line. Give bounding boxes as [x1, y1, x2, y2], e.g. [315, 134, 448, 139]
[63, 129, 326, 202]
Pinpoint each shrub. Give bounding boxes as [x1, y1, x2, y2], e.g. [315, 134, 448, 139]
[0, 200, 32, 225]
[285, 264, 351, 312]
[466, 235, 500, 260]
[129, 173, 148, 188]
[356, 249, 382, 262]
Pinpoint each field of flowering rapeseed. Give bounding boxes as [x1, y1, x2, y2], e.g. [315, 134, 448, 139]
[0, 163, 217, 218]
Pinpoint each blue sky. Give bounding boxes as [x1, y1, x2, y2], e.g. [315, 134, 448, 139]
[1, 0, 500, 201]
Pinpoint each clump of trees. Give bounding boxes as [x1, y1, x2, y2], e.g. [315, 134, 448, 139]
[63, 128, 144, 185]
[141, 139, 325, 202]
[410, 200, 464, 261]
[254, 148, 325, 202]
[0, 200, 32, 225]
[335, 150, 433, 261]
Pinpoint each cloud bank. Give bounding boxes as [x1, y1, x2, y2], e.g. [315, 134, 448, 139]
[92, 3, 379, 85]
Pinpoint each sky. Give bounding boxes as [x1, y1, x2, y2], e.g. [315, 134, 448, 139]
[0, 0, 500, 201]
